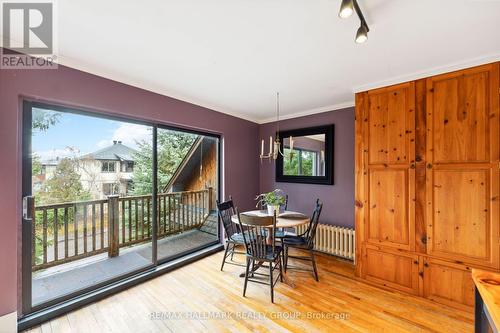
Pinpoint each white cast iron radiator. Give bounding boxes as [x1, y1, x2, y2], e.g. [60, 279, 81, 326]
[294, 224, 355, 261]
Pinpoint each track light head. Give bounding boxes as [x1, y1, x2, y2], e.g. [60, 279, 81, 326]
[355, 23, 368, 43]
[339, 0, 354, 18]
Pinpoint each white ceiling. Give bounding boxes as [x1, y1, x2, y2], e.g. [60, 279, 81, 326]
[17, 1, 500, 122]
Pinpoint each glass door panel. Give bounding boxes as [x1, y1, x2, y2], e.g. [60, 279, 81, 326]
[25, 103, 154, 308]
[155, 128, 219, 261]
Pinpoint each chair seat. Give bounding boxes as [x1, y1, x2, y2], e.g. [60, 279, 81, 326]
[275, 230, 297, 238]
[282, 235, 307, 246]
[229, 232, 251, 243]
[248, 245, 282, 261]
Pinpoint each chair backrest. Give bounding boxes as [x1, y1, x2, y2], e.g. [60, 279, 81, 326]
[304, 199, 323, 248]
[216, 197, 239, 238]
[237, 210, 276, 259]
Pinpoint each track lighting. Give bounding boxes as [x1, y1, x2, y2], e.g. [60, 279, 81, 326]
[338, 0, 354, 18]
[355, 23, 368, 44]
[338, 0, 370, 44]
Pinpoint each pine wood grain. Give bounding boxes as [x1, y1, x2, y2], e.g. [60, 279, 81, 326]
[473, 268, 500, 330]
[425, 63, 500, 269]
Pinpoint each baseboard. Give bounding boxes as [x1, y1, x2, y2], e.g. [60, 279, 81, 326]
[0, 311, 17, 333]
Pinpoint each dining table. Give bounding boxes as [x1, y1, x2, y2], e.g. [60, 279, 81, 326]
[231, 210, 310, 288]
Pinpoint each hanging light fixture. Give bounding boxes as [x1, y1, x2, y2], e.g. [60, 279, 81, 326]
[260, 93, 294, 162]
[338, 0, 369, 44]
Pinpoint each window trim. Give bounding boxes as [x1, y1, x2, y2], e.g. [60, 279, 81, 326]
[101, 160, 116, 173]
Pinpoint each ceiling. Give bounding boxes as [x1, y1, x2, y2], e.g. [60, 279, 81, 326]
[21, 1, 500, 122]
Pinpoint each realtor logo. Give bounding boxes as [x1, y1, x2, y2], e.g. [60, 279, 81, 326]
[1, 0, 57, 69]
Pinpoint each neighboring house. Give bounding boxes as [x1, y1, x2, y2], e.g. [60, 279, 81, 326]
[78, 141, 137, 198]
[38, 141, 138, 199]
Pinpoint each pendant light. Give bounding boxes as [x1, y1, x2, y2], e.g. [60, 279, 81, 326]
[259, 93, 293, 162]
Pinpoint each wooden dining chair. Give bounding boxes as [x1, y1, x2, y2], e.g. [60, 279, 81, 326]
[283, 199, 323, 281]
[216, 197, 246, 271]
[236, 210, 283, 303]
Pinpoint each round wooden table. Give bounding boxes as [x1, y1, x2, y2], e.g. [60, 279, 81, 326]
[231, 210, 310, 228]
[231, 210, 310, 287]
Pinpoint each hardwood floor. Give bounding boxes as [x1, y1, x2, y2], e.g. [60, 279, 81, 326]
[24, 248, 473, 332]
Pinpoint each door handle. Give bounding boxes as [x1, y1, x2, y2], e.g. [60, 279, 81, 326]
[23, 196, 34, 220]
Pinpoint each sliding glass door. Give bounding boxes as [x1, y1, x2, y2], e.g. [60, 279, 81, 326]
[22, 101, 220, 314]
[156, 128, 219, 262]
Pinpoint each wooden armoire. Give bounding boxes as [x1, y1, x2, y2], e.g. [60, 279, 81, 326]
[354, 62, 500, 310]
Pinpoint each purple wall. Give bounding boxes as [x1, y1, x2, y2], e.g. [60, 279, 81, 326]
[0, 54, 356, 318]
[259, 108, 355, 228]
[0, 62, 260, 316]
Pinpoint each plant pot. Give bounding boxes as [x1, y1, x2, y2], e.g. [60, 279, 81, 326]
[267, 205, 280, 216]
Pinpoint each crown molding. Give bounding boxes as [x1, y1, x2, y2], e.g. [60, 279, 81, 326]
[353, 53, 500, 93]
[258, 101, 355, 124]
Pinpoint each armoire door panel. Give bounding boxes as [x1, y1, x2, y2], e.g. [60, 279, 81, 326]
[423, 258, 474, 310]
[426, 63, 500, 269]
[430, 169, 490, 260]
[366, 83, 414, 165]
[430, 69, 490, 163]
[367, 168, 411, 248]
[364, 246, 419, 295]
[363, 82, 416, 252]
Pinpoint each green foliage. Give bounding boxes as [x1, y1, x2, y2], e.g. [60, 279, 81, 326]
[32, 108, 60, 132]
[255, 189, 286, 207]
[32, 153, 42, 174]
[300, 151, 314, 176]
[33, 157, 90, 264]
[283, 149, 314, 176]
[131, 129, 198, 195]
[284, 148, 298, 175]
[37, 158, 91, 205]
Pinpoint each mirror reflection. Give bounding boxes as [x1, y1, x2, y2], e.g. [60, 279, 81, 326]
[283, 134, 325, 177]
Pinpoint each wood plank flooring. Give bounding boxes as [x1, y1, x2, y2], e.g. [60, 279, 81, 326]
[23, 248, 474, 333]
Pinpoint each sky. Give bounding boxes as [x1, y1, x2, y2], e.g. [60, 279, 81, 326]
[32, 107, 152, 162]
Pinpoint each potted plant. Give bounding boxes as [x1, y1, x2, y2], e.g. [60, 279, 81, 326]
[255, 189, 286, 216]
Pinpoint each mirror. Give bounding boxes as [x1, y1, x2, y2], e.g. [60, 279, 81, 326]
[276, 125, 334, 185]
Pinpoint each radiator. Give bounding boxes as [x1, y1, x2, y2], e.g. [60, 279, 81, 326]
[294, 224, 355, 261]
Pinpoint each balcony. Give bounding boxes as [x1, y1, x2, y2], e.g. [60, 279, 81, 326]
[31, 188, 218, 305]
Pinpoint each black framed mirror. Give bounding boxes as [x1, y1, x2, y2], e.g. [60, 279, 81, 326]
[276, 125, 334, 185]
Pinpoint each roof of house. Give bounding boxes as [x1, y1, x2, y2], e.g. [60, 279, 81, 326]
[85, 141, 138, 161]
[169, 137, 215, 192]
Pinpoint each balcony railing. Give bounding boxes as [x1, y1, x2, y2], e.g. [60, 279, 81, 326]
[32, 188, 213, 271]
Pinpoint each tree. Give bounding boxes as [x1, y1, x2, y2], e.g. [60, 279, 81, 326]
[32, 153, 42, 175]
[131, 130, 198, 195]
[37, 158, 91, 205]
[32, 108, 60, 132]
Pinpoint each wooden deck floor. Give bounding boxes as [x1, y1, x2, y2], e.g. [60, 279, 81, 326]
[24, 248, 474, 333]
